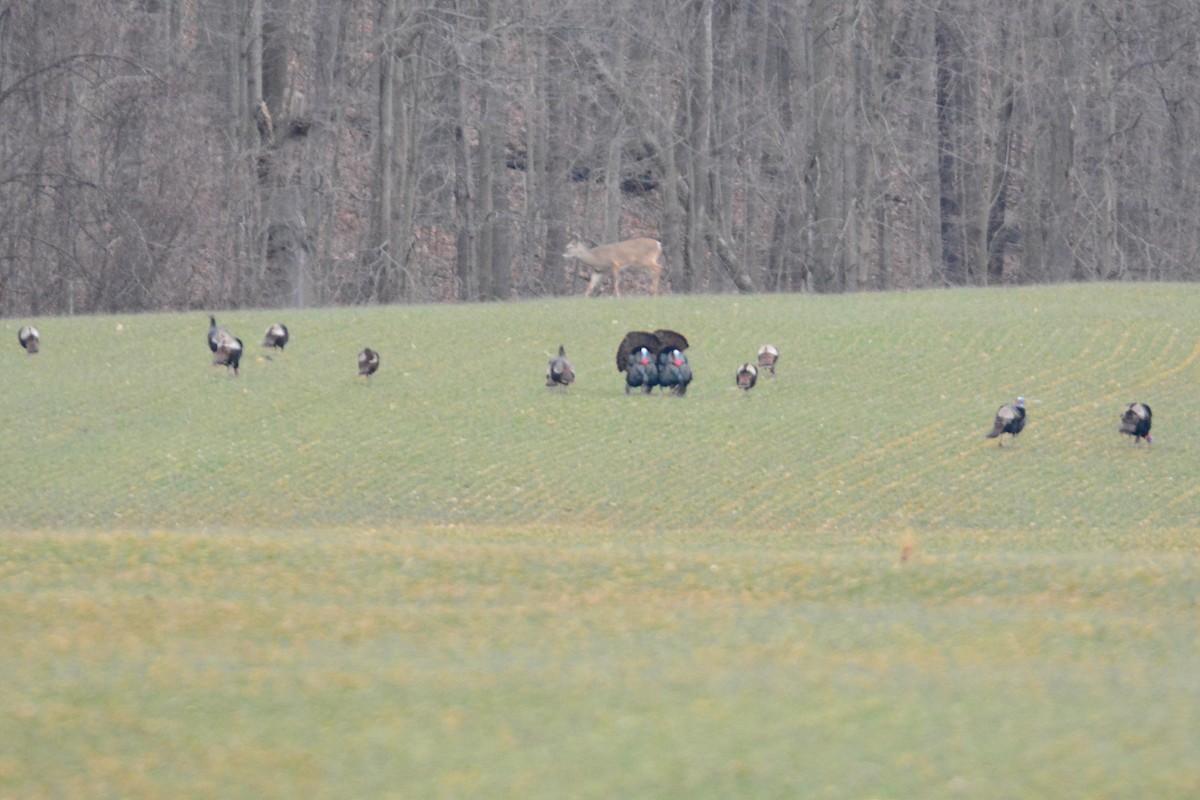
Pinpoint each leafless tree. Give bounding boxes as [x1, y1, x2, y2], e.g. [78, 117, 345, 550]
[3, 0, 1200, 316]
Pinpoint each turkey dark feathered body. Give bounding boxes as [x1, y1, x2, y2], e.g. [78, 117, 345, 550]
[624, 347, 659, 393]
[1119, 402, 1152, 442]
[987, 398, 1026, 443]
[736, 363, 758, 390]
[615, 331, 662, 372]
[657, 349, 692, 396]
[616, 329, 689, 394]
[756, 345, 778, 375]
[212, 337, 243, 376]
[262, 323, 289, 350]
[546, 344, 575, 387]
[207, 316, 242, 375]
[358, 348, 380, 378]
[18, 326, 39, 354]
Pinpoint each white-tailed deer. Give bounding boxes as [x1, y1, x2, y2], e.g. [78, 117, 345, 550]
[563, 237, 664, 297]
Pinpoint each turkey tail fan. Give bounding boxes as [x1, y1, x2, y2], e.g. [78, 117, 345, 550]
[616, 330, 661, 372]
[652, 329, 689, 354]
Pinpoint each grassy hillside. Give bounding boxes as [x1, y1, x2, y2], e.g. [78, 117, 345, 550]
[3, 525, 1198, 798]
[3, 283, 1198, 532]
[3, 284, 1200, 798]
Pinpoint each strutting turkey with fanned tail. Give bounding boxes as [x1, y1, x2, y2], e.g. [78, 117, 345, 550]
[1119, 402, 1152, 444]
[657, 348, 692, 396]
[615, 329, 689, 395]
[624, 345, 659, 394]
[546, 345, 575, 388]
[987, 396, 1026, 445]
[207, 316, 243, 377]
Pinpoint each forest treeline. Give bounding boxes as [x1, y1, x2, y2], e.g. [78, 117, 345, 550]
[2, 0, 1198, 315]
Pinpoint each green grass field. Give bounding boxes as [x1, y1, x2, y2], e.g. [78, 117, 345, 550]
[2, 283, 1199, 797]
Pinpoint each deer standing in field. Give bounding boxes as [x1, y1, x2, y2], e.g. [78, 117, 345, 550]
[563, 237, 664, 297]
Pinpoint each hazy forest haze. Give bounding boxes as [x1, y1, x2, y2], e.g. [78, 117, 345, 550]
[2, 0, 1198, 314]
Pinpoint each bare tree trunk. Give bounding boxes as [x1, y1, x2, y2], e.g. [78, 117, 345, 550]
[516, 19, 541, 296]
[657, 107, 683, 295]
[478, 0, 511, 300]
[680, 0, 715, 292]
[603, 126, 624, 244]
[306, 0, 357, 305]
[453, 61, 477, 301]
[1095, 13, 1119, 280]
[542, 31, 571, 295]
[602, 21, 627, 244]
[916, 3, 941, 286]
[261, 0, 288, 113]
[257, 0, 311, 307]
[774, 4, 812, 292]
[369, 0, 397, 302]
[985, 68, 1017, 284]
[935, 6, 969, 286]
[707, 232, 755, 292]
[1038, 5, 1077, 282]
[808, 0, 841, 291]
[845, 8, 865, 291]
[395, 53, 422, 301]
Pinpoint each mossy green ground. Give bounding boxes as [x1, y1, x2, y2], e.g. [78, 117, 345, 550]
[2, 284, 1198, 797]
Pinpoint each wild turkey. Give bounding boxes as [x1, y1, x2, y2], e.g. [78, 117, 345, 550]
[757, 344, 778, 375]
[615, 329, 689, 394]
[736, 363, 758, 391]
[358, 347, 380, 380]
[207, 316, 243, 376]
[18, 326, 39, 354]
[623, 346, 659, 394]
[262, 323, 289, 351]
[986, 396, 1026, 445]
[207, 315, 223, 353]
[657, 348, 692, 396]
[1119, 402, 1153, 444]
[652, 329, 690, 355]
[616, 330, 661, 372]
[616, 331, 660, 394]
[212, 336, 243, 377]
[546, 344, 575, 388]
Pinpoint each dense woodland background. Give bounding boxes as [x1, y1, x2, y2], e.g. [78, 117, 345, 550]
[2, 0, 1199, 314]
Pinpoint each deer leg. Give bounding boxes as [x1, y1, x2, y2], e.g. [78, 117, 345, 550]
[612, 269, 621, 297]
[585, 272, 603, 297]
